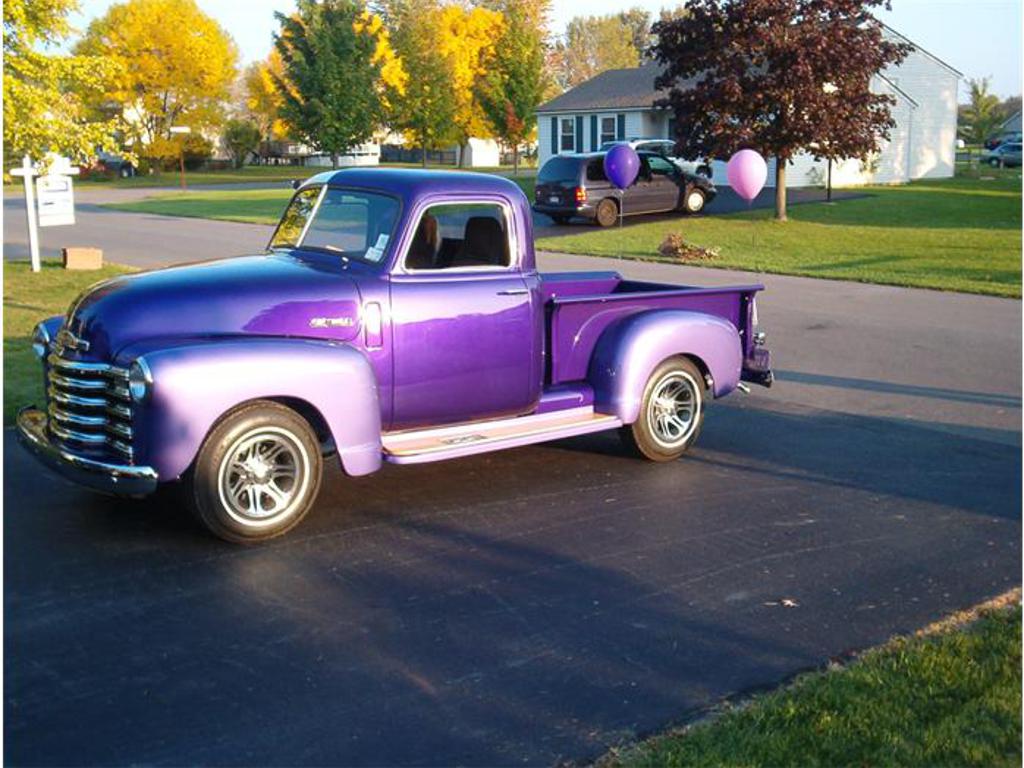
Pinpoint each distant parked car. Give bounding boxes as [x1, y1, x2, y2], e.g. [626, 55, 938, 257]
[983, 131, 1022, 151]
[534, 151, 717, 227]
[985, 142, 1022, 167]
[95, 151, 137, 178]
[599, 138, 712, 179]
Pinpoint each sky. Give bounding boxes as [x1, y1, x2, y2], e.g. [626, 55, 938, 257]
[66, 0, 1022, 99]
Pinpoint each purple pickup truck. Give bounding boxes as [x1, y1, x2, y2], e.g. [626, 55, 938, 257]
[17, 169, 772, 542]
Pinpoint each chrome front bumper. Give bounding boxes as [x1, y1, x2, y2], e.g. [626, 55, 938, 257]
[15, 408, 158, 497]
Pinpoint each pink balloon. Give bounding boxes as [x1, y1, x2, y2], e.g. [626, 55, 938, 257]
[726, 149, 768, 203]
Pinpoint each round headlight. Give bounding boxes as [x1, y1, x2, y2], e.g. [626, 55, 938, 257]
[129, 358, 153, 402]
[31, 323, 51, 360]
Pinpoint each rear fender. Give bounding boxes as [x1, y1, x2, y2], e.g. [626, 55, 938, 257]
[125, 338, 381, 481]
[588, 310, 742, 424]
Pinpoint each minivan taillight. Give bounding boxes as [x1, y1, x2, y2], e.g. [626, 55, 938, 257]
[574, 186, 587, 204]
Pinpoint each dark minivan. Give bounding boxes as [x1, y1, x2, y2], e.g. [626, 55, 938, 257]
[533, 151, 717, 226]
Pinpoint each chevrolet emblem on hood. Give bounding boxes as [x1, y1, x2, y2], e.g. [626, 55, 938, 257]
[55, 327, 90, 352]
[309, 316, 355, 329]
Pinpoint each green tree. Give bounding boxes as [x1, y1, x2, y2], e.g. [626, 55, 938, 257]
[477, 0, 549, 174]
[222, 119, 261, 168]
[388, 0, 458, 165]
[76, 0, 238, 169]
[274, 0, 404, 168]
[961, 78, 1004, 145]
[3, 0, 123, 168]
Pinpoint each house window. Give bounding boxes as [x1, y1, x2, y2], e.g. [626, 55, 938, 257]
[560, 117, 575, 152]
[600, 116, 617, 145]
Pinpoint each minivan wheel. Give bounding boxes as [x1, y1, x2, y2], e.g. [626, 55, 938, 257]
[683, 187, 706, 214]
[595, 198, 619, 227]
[186, 400, 322, 543]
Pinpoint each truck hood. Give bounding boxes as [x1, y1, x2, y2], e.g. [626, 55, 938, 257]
[66, 253, 364, 361]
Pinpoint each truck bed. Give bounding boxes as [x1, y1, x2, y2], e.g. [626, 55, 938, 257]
[540, 271, 766, 385]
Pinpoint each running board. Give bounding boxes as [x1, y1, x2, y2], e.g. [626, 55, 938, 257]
[382, 406, 622, 464]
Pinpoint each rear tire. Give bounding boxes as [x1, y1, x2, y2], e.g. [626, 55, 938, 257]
[186, 400, 322, 543]
[595, 198, 618, 227]
[619, 357, 705, 461]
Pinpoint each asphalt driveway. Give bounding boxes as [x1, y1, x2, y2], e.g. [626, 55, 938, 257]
[4, 211, 1021, 765]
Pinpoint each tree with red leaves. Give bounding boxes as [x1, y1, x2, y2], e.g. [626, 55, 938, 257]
[652, 0, 911, 220]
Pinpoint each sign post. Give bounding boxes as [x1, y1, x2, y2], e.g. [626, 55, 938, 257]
[10, 156, 41, 272]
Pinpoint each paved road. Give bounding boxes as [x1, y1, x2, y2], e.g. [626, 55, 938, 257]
[4, 209, 1021, 765]
[4, 183, 859, 267]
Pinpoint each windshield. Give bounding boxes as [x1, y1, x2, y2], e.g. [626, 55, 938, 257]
[269, 187, 400, 265]
[538, 157, 582, 183]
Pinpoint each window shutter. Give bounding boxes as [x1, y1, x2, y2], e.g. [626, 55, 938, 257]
[550, 117, 557, 155]
[590, 115, 598, 151]
[575, 115, 584, 153]
[616, 113, 626, 140]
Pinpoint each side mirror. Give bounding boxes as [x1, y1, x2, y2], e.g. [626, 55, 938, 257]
[290, 178, 302, 190]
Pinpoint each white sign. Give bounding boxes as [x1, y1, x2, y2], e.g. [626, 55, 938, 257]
[36, 175, 75, 227]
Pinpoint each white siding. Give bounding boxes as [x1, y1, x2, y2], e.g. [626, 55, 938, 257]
[881, 32, 959, 179]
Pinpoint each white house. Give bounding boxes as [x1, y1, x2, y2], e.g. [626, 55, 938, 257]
[535, 25, 961, 187]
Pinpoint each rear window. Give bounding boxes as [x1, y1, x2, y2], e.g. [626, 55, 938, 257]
[538, 157, 582, 183]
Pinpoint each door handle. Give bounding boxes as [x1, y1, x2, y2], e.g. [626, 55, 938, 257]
[496, 289, 528, 296]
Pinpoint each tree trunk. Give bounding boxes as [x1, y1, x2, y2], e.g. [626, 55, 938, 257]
[774, 157, 787, 221]
[331, 153, 338, 170]
[513, 146, 519, 177]
[458, 142, 467, 168]
[421, 145, 427, 167]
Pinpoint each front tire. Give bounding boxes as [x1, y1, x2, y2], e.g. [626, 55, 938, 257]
[683, 187, 706, 214]
[620, 357, 705, 461]
[186, 401, 322, 543]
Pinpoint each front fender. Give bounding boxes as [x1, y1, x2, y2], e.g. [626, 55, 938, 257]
[588, 310, 742, 424]
[125, 338, 381, 481]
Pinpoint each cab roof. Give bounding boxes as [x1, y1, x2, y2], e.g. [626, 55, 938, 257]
[301, 167, 526, 203]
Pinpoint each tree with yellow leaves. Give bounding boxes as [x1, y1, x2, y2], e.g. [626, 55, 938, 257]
[4, 0, 124, 167]
[274, 0, 406, 168]
[242, 50, 291, 161]
[75, 0, 238, 169]
[436, 4, 504, 166]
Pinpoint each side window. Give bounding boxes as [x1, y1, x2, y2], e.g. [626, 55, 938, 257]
[405, 203, 511, 271]
[648, 156, 677, 176]
[585, 160, 607, 182]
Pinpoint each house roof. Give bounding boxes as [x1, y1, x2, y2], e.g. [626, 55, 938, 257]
[1001, 111, 1022, 133]
[536, 62, 680, 113]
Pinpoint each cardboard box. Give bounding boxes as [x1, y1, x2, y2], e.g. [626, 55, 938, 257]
[62, 247, 103, 270]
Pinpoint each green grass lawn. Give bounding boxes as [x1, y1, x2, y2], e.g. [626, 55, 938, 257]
[536, 173, 1022, 298]
[611, 597, 1021, 768]
[3, 261, 134, 425]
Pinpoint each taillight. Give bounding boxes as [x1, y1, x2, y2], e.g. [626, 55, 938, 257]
[574, 186, 587, 203]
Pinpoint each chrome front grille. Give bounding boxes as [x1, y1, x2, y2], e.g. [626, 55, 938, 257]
[46, 353, 134, 461]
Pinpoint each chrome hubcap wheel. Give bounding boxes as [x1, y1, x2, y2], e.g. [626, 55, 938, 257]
[217, 427, 310, 527]
[646, 371, 701, 449]
[687, 191, 704, 211]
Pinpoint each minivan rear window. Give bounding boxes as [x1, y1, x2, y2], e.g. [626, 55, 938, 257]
[538, 157, 582, 183]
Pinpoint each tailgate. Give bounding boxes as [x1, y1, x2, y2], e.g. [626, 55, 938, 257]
[546, 281, 771, 386]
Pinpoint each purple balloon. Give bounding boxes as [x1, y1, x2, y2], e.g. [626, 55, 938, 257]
[726, 149, 768, 203]
[603, 144, 640, 190]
